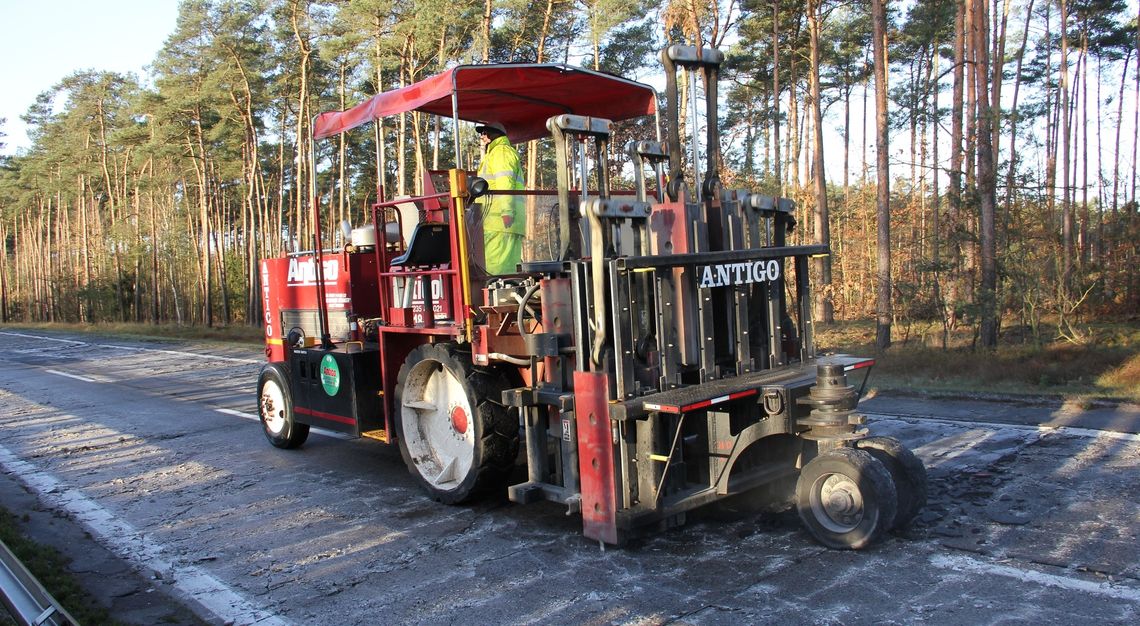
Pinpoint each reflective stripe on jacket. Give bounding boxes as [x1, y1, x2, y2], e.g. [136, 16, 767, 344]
[477, 136, 525, 235]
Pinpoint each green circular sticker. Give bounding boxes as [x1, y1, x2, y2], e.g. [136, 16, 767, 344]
[320, 354, 341, 396]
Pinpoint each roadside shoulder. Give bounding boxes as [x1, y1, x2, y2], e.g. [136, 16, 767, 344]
[0, 471, 209, 625]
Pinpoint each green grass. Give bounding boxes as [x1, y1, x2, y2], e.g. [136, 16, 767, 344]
[817, 319, 1140, 402]
[0, 507, 116, 625]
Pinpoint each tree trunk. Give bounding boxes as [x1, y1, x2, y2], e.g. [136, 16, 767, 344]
[338, 60, 348, 228]
[788, 54, 800, 191]
[214, 211, 231, 325]
[524, 0, 556, 260]
[132, 173, 142, 322]
[974, 0, 998, 348]
[79, 175, 91, 322]
[843, 81, 851, 209]
[920, 48, 933, 271]
[482, 0, 492, 63]
[149, 163, 159, 324]
[0, 220, 7, 323]
[808, 0, 832, 323]
[1060, 0, 1073, 296]
[931, 50, 945, 348]
[292, 0, 312, 249]
[948, 0, 965, 329]
[1112, 49, 1130, 216]
[992, 0, 1011, 155]
[1095, 54, 1105, 262]
[962, 0, 978, 306]
[1133, 9, 1140, 204]
[1044, 2, 1057, 228]
[872, 0, 891, 350]
[772, 1, 782, 190]
[190, 121, 213, 328]
[1080, 31, 1090, 264]
[374, 19, 386, 200]
[1004, 0, 1034, 215]
[397, 36, 410, 196]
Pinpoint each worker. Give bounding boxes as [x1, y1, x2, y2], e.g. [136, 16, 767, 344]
[475, 122, 525, 274]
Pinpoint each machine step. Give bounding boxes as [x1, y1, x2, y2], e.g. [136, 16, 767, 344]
[361, 429, 390, 443]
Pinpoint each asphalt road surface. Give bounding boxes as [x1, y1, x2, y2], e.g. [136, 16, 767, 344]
[1, 328, 1137, 625]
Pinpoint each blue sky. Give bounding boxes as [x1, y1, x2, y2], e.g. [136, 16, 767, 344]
[0, 0, 179, 155]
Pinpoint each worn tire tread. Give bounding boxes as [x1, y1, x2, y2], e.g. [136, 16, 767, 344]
[394, 343, 518, 504]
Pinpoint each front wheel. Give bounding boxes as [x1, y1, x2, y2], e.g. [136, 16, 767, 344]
[394, 343, 518, 504]
[856, 436, 927, 529]
[257, 363, 309, 449]
[796, 447, 897, 549]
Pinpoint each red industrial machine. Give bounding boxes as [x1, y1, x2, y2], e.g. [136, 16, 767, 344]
[257, 47, 926, 549]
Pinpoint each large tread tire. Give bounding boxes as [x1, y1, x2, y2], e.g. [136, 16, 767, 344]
[257, 363, 310, 449]
[857, 436, 928, 529]
[796, 447, 897, 550]
[394, 343, 518, 504]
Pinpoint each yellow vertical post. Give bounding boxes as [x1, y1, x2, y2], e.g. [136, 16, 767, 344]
[449, 169, 475, 343]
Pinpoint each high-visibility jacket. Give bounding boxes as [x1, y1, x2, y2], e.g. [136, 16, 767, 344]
[477, 136, 526, 236]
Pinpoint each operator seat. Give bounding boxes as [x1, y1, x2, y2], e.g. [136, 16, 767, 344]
[390, 221, 451, 267]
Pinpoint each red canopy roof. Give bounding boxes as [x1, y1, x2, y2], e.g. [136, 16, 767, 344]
[313, 64, 658, 143]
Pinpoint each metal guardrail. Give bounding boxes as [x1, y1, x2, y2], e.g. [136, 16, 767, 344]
[0, 539, 77, 626]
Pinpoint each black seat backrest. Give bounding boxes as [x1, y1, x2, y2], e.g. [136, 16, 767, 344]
[390, 222, 451, 267]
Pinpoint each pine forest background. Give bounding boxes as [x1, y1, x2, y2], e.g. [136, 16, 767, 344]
[1, 0, 1138, 352]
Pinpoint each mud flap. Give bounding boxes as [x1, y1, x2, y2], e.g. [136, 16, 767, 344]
[573, 371, 618, 544]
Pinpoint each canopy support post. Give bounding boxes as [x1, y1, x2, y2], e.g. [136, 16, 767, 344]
[310, 115, 334, 350]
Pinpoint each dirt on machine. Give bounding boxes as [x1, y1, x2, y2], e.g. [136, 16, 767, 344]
[256, 46, 926, 549]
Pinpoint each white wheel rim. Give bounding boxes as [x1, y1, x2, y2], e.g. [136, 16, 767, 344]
[401, 359, 475, 490]
[260, 377, 287, 435]
[810, 472, 865, 533]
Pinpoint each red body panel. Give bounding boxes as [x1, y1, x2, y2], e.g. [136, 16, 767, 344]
[573, 371, 618, 544]
[261, 251, 380, 362]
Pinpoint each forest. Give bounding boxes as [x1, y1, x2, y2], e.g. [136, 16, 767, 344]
[0, 0, 1137, 352]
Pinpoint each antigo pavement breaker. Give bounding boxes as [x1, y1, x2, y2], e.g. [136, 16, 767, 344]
[257, 46, 926, 549]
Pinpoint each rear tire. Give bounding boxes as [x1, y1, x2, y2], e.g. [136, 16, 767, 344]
[258, 363, 310, 449]
[796, 447, 897, 549]
[856, 436, 927, 529]
[394, 343, 518, 504]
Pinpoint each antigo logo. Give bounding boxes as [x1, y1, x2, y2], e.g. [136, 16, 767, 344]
[261, 262, 273, 337]
[698, 260, 781, 289]
[320, 354, 341, 396]
[287, 257, 340, 286]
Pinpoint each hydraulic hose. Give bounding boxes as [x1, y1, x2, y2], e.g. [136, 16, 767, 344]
[515, 282, 541, 336]
[587, 199, 607, 368]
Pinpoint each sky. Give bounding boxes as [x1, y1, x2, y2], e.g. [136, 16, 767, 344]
[0, 0, 180, 156]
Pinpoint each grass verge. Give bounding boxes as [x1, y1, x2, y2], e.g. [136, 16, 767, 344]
[817, 319, 1140, 402]
[0, 506, 115, 625]
[0, 321, 263, 345]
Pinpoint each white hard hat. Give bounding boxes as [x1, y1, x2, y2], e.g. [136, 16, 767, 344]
[475, 121, 507, 136]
